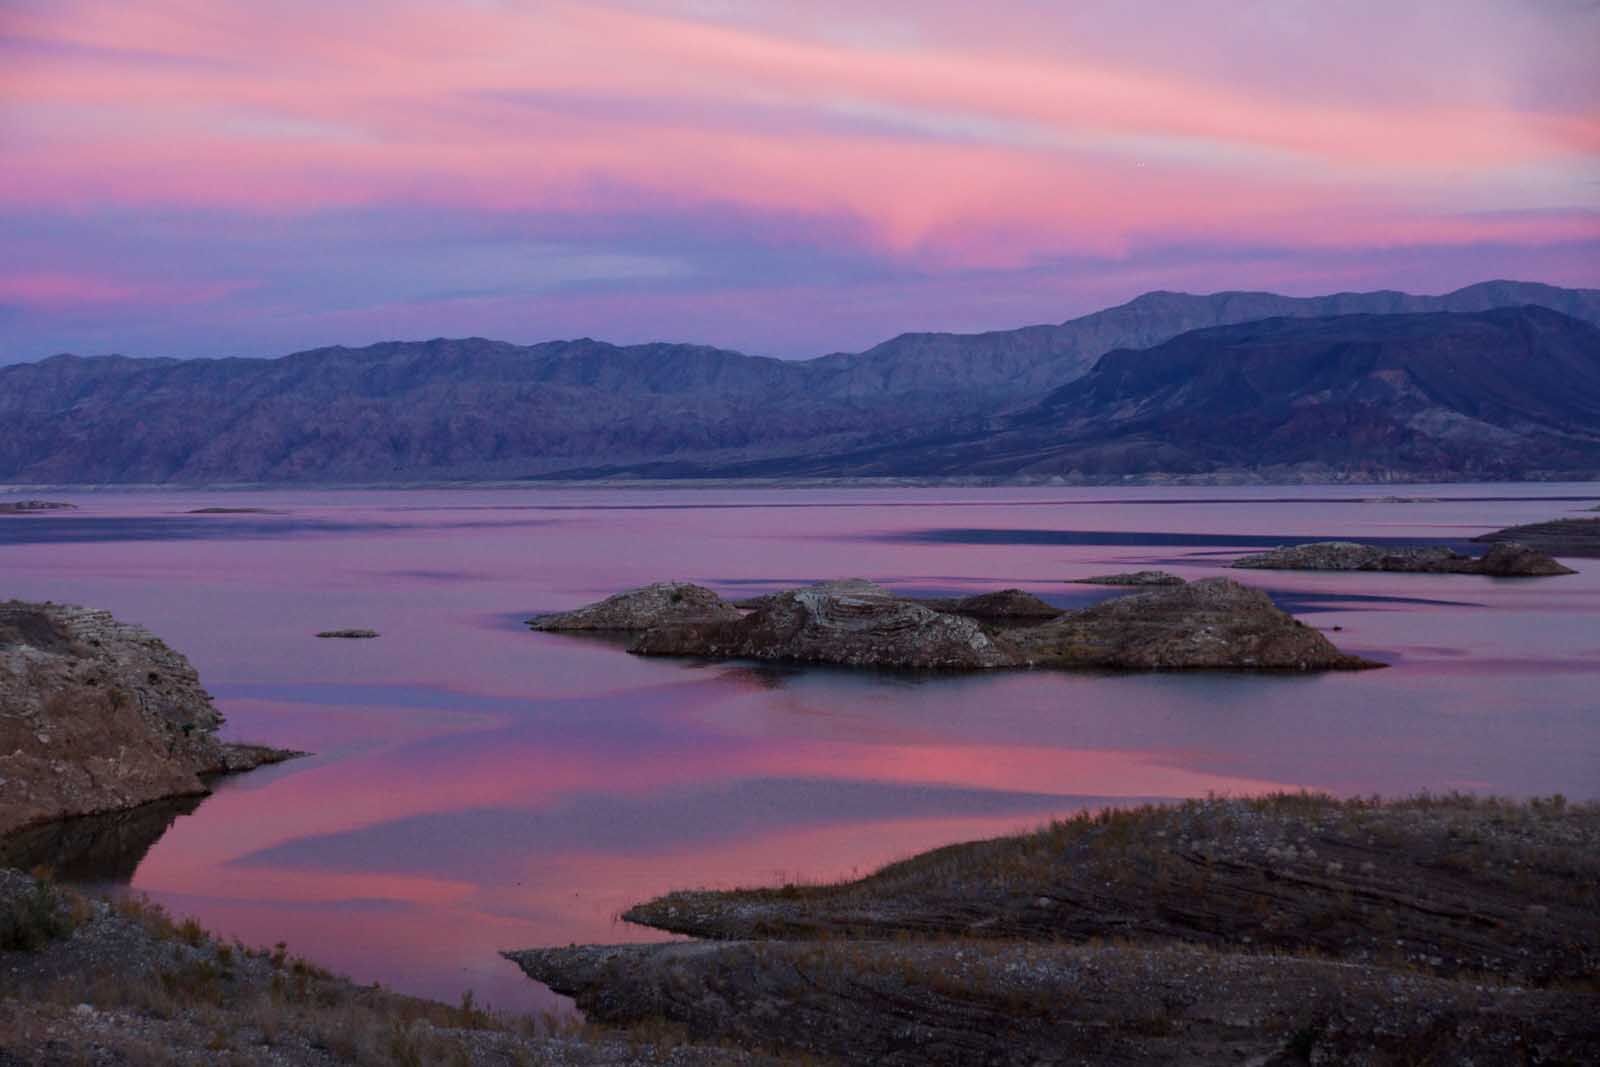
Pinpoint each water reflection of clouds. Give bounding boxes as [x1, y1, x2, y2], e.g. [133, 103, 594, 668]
[231, 777, 1123, 880]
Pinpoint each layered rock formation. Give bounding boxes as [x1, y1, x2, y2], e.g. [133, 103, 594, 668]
[0, 601, 299, 836]
[1233, 540, 1576, 575]
[1473, 517, 1600, 558]
[538, 578, 1376, 672]
[508, 794, 1600, 1065]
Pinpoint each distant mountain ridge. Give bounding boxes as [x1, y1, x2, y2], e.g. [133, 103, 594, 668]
[709, 306, 1600, 482]
[2, 280, 1598, 484]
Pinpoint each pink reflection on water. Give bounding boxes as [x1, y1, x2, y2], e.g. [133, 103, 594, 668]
[5, 485, 1598, 1012]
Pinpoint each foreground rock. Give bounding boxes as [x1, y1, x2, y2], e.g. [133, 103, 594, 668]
[528, 582, 742, 632]
[509, 794, 1600, 1065]
[0, 500, 74, 514]
[1473, 517, 1600, 559]
[625, 793, 1597, 984]
[512, 940, 1596, 1067]
[1233, 539, 1575, 575]
[635, 580, 1013, 670]
[0, 871, 766, 1066]
[0, 601, 301, 836]
[1068, 570, 1185, 586]
[557, 578, 1375, 672]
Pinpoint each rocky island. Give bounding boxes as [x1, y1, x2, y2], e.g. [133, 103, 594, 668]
[0, 600, 300, 836]
[1068, 570, 1186, 586]
[509, 793, 1600, 1065]
[1473, 517, 1600, 558]
[533, 578, 1378, 671]
[0, 500, 75, 514]
[1232, 540, 1575, 576]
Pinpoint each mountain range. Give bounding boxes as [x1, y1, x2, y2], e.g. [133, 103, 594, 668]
[2, 280, 1598, 484]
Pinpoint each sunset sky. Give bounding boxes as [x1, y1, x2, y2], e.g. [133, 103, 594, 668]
[2, 0, 1597, 362]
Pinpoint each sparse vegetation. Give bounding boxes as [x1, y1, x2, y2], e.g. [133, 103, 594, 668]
[0, 870, 770, 1065]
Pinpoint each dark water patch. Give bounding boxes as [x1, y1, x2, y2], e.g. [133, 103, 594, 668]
[232, 779, 1131, 879]
[1267, 591, 1484, 614]
[1, 796, 204, 884]
[0, 515, 559, 546]
[883, 529, 1476, 550]
[379, 493, 1600, 512]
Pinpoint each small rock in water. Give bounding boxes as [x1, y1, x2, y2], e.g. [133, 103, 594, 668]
[316, 628, 380, 639]
[1068, 570, 1186, 586]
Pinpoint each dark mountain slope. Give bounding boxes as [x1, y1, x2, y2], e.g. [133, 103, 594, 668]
[777, 306, 1600, 481]
[801, 279, 1600, 407]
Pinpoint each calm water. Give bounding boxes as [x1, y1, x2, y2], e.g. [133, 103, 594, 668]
[3, 485, 1598, 1013]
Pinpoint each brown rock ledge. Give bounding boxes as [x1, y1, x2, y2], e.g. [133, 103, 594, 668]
[1, 601, 303, 837]
[507, 794, 1600, 1066]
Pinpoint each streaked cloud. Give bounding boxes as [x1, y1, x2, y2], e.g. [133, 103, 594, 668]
[1, 0, 1596, 360]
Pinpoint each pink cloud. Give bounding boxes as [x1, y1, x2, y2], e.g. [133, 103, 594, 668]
[0, 271, 250, 310]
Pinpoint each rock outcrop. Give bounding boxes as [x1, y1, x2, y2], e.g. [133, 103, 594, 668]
[510, 940, 1597, 1067]
[507, 794, 1600, 1065]
[916, 589, 1062, 619]
[1233, 540, 1576, 576]
[1472, 517, 1600, 559]
[1068, 570, 1185, 586]
[1000, 578, 1374, 670]
[547, 578, 1375, 672]
[527, 582, 741, 632]
[0, 601, 300, 836]
[633, 580, 1013, 670]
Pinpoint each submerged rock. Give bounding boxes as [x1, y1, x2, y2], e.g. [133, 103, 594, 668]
[1473, 517, 1600, 559]
[1002, 578, 1376, 670]
[632, 580, 1011, 670]
[1233, 540, 1575, 575]
[917, 588, 1062, 619]
[527, 581, 741, 631]
[0, 601, 301, 836]
[1068, 570, 1186, 586]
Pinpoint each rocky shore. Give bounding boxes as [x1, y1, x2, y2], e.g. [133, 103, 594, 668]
[0, 600, 301, 836]
[1473, 517, 1600, 558]
[535, 578, 1378, 672]
[511, 793, 1600, 1065]
[1233, 540, 1575, 575]
[0, 870, 770, 1065]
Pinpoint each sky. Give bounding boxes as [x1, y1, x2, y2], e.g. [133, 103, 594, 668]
[2, 0, 1598, 363]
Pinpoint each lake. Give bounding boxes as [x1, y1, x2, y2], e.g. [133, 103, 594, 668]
[3, 484, 1597, 1014]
